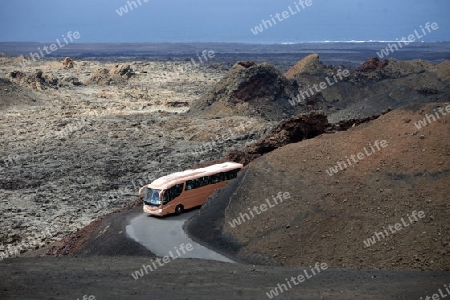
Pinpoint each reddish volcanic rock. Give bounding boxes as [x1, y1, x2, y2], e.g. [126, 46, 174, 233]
[355, 57, 389, 72]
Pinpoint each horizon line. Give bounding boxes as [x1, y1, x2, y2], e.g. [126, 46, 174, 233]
[0, 40, 450, 45]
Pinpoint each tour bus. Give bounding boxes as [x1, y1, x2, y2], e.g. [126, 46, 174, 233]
[139, 162, 243, 217]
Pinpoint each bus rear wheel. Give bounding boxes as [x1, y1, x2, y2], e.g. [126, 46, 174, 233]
[175, 205, 184, 215]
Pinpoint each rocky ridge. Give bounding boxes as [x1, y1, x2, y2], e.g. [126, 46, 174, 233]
[189, 61, 299, 120]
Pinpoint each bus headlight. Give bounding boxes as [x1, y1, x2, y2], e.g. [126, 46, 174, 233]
[156, 209, 163, 213]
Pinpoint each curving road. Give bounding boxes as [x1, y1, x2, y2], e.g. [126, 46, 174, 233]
[126, 210, 234, 263]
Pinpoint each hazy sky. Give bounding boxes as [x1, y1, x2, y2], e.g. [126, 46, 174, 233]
[1, 0, 449, 43]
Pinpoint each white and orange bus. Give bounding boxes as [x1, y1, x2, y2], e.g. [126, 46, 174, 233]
[139, 162, 243, 217]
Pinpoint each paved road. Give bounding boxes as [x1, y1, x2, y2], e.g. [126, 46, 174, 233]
[126, 209, 234, 263]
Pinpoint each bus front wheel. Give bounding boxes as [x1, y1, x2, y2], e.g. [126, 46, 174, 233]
[175, 205, 184, 215]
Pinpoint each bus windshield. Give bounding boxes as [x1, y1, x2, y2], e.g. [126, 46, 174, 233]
[143, 188, 161, 206]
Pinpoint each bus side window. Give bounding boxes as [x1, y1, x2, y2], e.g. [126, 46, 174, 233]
[192, 179, 199, 189]
[163, 191, 170, 203]
[175, 183, 183, 195]
[199, 176, 210, 187]
[225, 170, 238, 180]
[165, 184, 184, 203]
[211, 174, 219, 184]
[217, 172, 225, 182]
[186, 180, 195, 190]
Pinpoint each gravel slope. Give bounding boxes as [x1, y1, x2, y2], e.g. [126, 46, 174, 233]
[2, 256, 449, 300]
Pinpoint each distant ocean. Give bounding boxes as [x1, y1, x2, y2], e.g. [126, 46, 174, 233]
[1, 41, 449, 66]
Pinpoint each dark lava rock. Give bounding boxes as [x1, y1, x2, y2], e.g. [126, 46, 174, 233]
[189, 61, 298, 120]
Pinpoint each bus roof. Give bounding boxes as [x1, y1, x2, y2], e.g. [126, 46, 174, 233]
[145, 162, 243, 190]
